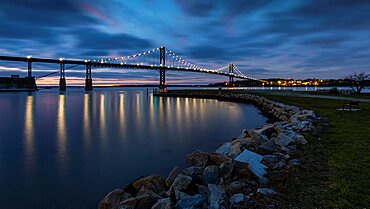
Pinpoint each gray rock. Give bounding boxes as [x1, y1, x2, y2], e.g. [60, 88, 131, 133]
[234, 149, 267, 179]
[202, 165, 220, 185]
[262, 154, 278, 165]
[209, 154, 232, 166]
[260, 138, 279, 152]
[208, 184, 227, 209]
[257, 188, 278, 195]
[166, 167, 184, 187]
[230, 193, 245, 204]
[219, 162, 234, 180]
[119, 193, 160, 209]
[215, 140, 242, 158]
[98, 189, 131, 209]
[132, 175, 167, 195]
[227, 181, 245, 194]
[186, 150, 210, 167]
[170, 174, 192, 191]
[183, 166, 203, 177]
[275, 133, 294, 147]
[175, 194, 204, 209]
[272, 161, 287, 170]
[289, 159, 301, 166]
[151, 198, 171, 209]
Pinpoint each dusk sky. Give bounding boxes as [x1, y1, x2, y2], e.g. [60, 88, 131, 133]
[1, 0, 370, 85]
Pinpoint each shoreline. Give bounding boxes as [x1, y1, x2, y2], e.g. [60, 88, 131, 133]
[98, 91, 319, 209]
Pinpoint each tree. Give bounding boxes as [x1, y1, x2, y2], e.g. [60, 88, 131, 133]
[345, 72, 370, 93]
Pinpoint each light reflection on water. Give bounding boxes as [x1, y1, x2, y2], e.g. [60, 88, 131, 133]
[0, 88, 267, 209]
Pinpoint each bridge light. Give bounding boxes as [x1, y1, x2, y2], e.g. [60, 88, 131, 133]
[120, 62, 123, 65]
[85, 60, 88, 62]
[59, 58, 63, 61]
[27, 55, 32, 59]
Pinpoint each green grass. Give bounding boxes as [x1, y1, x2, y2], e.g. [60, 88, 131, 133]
[251, 93, 370, 208]
[164, 89, 370, 208]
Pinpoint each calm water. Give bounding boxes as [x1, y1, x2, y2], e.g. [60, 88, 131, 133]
[0, 88, 267, 209]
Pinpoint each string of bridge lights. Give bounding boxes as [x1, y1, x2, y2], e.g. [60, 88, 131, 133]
[88, 46, 254, 79]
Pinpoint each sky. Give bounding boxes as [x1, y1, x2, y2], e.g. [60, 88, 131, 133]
[0, 0, 370, 85]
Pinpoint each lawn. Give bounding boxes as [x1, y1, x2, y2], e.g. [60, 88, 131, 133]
[249, 92, 370, 208]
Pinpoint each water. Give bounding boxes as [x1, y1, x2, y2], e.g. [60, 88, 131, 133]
[0, 87, 267, 209]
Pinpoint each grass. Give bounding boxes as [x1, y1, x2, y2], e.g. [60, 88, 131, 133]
[246, 92, 370, 208]
[163, 89, 370, 208]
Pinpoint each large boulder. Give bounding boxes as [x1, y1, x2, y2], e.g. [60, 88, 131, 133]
[208, 184, 227, 209]
[151, 198, 171, 209]
[209, 154, 232, 166]
[186, 150, 210, 167]
[175, 194, 204, 209]
[219, 162, 234, 180]
[166, 167, 184, 187]
[132, 175, 167, 195]
[274, 133, 294, 147]
[98, 189, 131, 209]
[202, 165, 220, 185]
[214, 140, 242, 158]
[170, 174, 192, 191]
[119, 193, 160, 209]
[234, 149, 267, 179]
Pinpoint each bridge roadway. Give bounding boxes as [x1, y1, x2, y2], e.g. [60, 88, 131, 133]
[0, 55, 248, 79]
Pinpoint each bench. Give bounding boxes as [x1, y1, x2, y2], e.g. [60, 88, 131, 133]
[342, 101, 360, 110]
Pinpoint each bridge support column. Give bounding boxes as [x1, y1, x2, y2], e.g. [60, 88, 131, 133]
[59, 63, 66, 91]
[27, 61, 32, 78]
[229, 63, 234, 84]
[159, 46, 166, 92]
[85, 64, 93, 91]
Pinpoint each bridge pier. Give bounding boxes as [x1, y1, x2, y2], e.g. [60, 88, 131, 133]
[59, 63, 66, 91]
[27, 60, 32, 77]
[85, 64, 93, 91]
[229, 63, 234, 84]
[159, 46, 166, 92]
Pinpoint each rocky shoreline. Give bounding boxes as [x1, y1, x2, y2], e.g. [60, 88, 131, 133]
[98, 93, 319, 209]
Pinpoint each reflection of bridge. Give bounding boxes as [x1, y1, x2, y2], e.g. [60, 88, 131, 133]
[0, 46, 258, 91]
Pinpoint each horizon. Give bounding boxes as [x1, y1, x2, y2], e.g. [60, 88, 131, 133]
[1, 0, 370, 85]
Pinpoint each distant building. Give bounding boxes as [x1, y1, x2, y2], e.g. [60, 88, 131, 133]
[0, 76, 38, 91]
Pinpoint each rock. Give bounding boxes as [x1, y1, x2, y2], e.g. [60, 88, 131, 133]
[137, 187, 162, 199]
[208, 184, 227, 209]
[288, 159, 301, 166]
[186, 150, 210, 167]
[262, 155, 278, 165]
[170, 174, 192, 191]
[272, 161, 287, 170]
[256, 188, 278, 195]
[219, 162, 234, 180]
[295, 134, 308, 145]
[119, 193, 160, 209]
[226, 181, 246, 194]
[132, 175, 167, 195]
[234, 149, 267, 179]
[259, 177, 271, 185]
[214, 140, 242, 158]
[275, 133, 294, 147]
[210, 154, 232, 166]
[230, 193, 245, 204]
[183, 166, 203, 177]
[166, 167, 184, 187]
[175, 194, 204, 209]
[202, 165, 220, 185]
[151, 198, 171, 209]
[260, 138, 279, 152]
[196, 184, 210, 200]
[98, 189, 131, 209]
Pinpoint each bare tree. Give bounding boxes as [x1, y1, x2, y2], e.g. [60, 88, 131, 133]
[345, 72, 370, 93]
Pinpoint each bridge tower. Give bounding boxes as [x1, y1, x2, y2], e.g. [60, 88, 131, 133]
[85, 63, 93, 91]
[59, 62, 66, 91]
[229, 63, 234, 84]
[159, 46, 166, 92]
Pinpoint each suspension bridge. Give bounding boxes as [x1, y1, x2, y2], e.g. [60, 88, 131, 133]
[0, 46, 258, 91]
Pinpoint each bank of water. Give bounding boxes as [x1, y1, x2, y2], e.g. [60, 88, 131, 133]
[0, 87, 267, 209]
